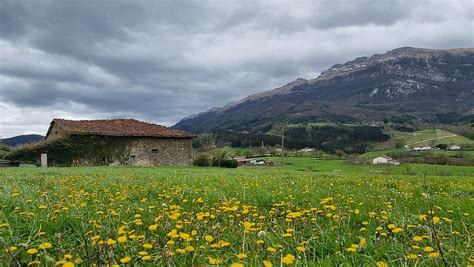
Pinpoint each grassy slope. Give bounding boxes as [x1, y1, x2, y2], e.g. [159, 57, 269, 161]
[362, 128, 474, 159]
[389, 129, 473, 147]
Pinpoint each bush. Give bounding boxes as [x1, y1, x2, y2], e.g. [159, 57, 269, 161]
[212, 159, 238, 168]
[193, 154, 210, 166]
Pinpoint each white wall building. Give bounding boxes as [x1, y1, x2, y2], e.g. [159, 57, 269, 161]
[448, 145, 461, 150]
[372, 156, 400, 165]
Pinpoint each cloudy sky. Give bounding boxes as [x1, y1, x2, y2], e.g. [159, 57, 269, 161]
[0, 0, 473, 137]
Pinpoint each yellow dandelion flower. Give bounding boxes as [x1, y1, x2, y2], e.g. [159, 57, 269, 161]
[39, 242, 53, 249]
[180, 233, 190, 240]
[208, 257, 222, 265]
[282, 254, 295, 265]
[231, 263, 245, 267]
[148, 224, 158, 231]
[296, 246, 305, 252]
[120, 256, 131, 263]
[424, 246, 434, 253]
[429, 252, 440, 258]
[376, 261, 388, 267]
[205, 235, 214, 242]
[141, 255, 151, 261]
[267, 246, 277, 253]
[406, 254, 418, 260]
[143, 243, 153, 249]
[263, 260, 273, 267]
[412, 236, 423, 242]
[237, 253, 247, 259]
[27, 248, 38, 255]
[432, 217, 440, 224]
[63, 262, 75, 267]
[107, 239, 116, 245]
[391, 227, 403, 234]
[117, 236, 127, 243]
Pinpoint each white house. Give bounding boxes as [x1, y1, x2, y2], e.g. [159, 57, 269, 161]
[372, 156, 400, 165]
[448, 145, 461, 150]
[298, 147, 315, 153]
[414, 146, 431, 151]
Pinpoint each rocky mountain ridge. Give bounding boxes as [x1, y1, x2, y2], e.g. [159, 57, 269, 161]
[175, 47, 474, 133]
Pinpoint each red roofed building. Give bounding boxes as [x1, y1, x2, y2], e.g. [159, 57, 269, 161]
[41, 118, 196, 166]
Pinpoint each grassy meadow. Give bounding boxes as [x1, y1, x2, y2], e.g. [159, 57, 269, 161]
[0, 161, 473, 266]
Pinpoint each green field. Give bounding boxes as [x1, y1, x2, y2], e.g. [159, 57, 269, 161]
[0, 163, 473, 266]
[270, 157, 474, 176]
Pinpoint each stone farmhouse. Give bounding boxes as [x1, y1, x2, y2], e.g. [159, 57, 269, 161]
[40, 118, 196, 166]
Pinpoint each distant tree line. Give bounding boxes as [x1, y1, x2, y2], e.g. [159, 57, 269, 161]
[193, 125, 389, 154]
[284, 125, 389, 154]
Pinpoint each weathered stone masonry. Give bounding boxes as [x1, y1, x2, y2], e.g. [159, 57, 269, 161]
[38, 118, 195, 166]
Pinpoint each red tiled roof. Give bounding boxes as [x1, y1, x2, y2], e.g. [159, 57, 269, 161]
[46, 119, 196, 138]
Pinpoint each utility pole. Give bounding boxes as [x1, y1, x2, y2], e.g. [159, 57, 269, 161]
[280, 122, 286, 168]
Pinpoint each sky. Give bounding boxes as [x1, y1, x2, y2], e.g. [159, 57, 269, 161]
[0, 0, 473, 138]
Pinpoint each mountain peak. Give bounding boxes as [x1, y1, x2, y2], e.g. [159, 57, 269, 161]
[319, 46, 474, 81]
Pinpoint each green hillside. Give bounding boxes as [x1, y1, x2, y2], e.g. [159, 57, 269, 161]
[392, 129, 473, 147]
[360, 128, 474, 161]
[0, 145, 9, 158]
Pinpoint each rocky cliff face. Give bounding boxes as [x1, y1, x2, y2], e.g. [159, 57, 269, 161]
[174, 47, 474, 133]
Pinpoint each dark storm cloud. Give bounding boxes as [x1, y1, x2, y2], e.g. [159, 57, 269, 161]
[0, 0, 473, 136]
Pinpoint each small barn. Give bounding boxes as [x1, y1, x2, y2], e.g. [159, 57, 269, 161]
[8, 118, 196, 166]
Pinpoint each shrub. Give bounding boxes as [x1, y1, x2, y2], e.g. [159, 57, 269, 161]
[212, 159, 238, 168]
[193, 154, 210, 166]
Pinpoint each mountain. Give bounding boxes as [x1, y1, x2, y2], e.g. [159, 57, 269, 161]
[1, 134, 44, 147]
[174, 47, 474, 133]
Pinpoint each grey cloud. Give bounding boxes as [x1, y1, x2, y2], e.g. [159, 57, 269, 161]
[0, 0, 473, 136]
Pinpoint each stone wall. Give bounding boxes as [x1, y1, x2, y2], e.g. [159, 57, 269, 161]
[45, 123, 69, 141]
[127, 137, 193, 166]
[7, 135, 194, 166]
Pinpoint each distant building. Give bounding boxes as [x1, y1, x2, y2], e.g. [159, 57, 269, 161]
[447, 145, 461, 150]
[10, 118, 195, 166]
[234, 157, 273, 166]
[372, 156, 400, 165]
[298, 147, 315, 153]
[413, 146, 431, 151]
